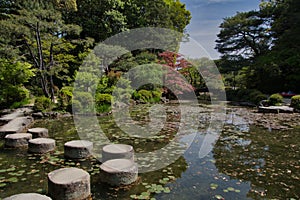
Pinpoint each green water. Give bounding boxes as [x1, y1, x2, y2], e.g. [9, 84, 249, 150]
[0, 105, 299, 199]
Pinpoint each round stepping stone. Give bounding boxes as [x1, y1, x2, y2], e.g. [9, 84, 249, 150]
[102, 144, 134, 162]
[27, 128, 49, 138]
[64, 140, 93, 159]
[48, 168, 90, 200]
[28, 138, 55, 154]
[100, 159, 138, 186]
[4, 133, 32, 148]
[3, 193, 51, 200]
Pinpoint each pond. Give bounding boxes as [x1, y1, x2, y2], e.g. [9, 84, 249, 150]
[0, 104, 299, 200]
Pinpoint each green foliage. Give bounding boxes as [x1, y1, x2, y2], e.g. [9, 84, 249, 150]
[73, 91, 94, 112]
[133, 89, 162, 103]
[0, 59, 34, 108]
[0, 86, 30, 109]
[290, 95, 300, 110]
[95, 93, 112, 113]
[268, 93, 283, 106]
[34, 96, 52, 111]
[112, 77, 134, 103]
[72, 99, 82, 112]
[226, 89, 267, 105]
[58, 86, 74, 112]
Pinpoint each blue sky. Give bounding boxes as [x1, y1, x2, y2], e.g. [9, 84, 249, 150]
[180, 0, 261, 59]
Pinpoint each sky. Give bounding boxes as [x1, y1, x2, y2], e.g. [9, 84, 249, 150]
[180, 0, 261, 59]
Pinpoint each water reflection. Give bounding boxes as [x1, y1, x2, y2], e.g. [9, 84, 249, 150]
[213, 125, 300, 199]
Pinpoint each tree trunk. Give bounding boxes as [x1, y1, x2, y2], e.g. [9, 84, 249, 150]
[36, 22, 50, 98]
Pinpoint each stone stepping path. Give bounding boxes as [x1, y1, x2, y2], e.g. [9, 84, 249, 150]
[64, 140, 93, 159]
[28, 128, 49, 138]
[48, 168, 90, 200]
[28, 138, 56, 154]
[0, 116, 33, 138]
[3, 193, 51, 200]
[0, 108, 33, 124]
[102, 144, 134, 162]
[100, 159, 138, 186]
[4, 133, 32, 148]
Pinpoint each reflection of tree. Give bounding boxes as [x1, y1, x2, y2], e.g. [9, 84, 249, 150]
[213, 126, 300, 199]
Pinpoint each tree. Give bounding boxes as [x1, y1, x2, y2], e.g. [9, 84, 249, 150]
[0, 59, 35, 108]
[216, 11, 272, 59]
[0, 1, 82, 100]
[158, 51, 194, 99]
[266, 0, 300, 92]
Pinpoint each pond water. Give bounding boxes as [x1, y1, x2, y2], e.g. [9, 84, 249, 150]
[0, 104, 299, 200]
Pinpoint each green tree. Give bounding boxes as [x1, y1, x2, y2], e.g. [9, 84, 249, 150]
[0, 0, 82, 100]
[216, 11, 272, 59]
[0, 59, 35, 108]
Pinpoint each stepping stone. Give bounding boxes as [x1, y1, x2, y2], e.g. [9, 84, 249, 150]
[3, 193, 51, 200]
[4, 133, 32, 148]
[28, 128, 49, 138]
[64, 140, 93, 159]
[100, 159, 138, 186]
[0, 116, 33, 138]
[48, 168, 90, 200]
[102, 144, 134, 162]
[28, 138, 55, 154]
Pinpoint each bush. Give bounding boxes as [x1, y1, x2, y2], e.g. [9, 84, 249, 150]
[268, 93, 283, 106]
[151, 90, 162, 103]
[72, 99, 82, 112]
[34, 96, 52, 111]
[58, 86, 73, 112]
[95, 93, 112, 113]
[137, 89, 152, 103]
[248, 90, 267, 105]
[226, 89, 267, 105]
[291, 95, 300, 109]
[0, 86, 30, 109]
[73, 91, 94, 112]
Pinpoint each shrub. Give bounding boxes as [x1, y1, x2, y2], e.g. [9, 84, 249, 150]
[34, 96, 52, 111]
[151, 90, 162, 103]
[0, 86, 30, 109]
[138, 90, 152, 103]
[291, 95, 300, 109]
[268, 93, 283, 106]
[95, 93, 112, 113]
[73, 91, 94, 112]
[58, 86, 73, 112]
[71, 99, 82, 112]
[248, 90, 267, 105]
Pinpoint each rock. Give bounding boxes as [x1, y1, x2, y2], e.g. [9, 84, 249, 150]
[100, 159, 138, 186]
[48, 168, 91, 200]
[102, 144, 134, 162]
[0, 116, 33, 138]
[32, 112, 44, 119]
[258, 106, 294, 113]
[28, 138, 56, 154]
[28, 128, 49, 138]
[4, 133, 32, 148]
[64, 140, 93, 159]
[3, 193, 52, 200]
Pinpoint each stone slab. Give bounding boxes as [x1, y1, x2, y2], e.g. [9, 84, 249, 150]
[48, 168, 90, 200]
[5, 133, 32, 148]
[3, 193, 52, 200]
[258, 106, 294, 113]
[28, 128, 49, 138]
[0, 116, 33, 138]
